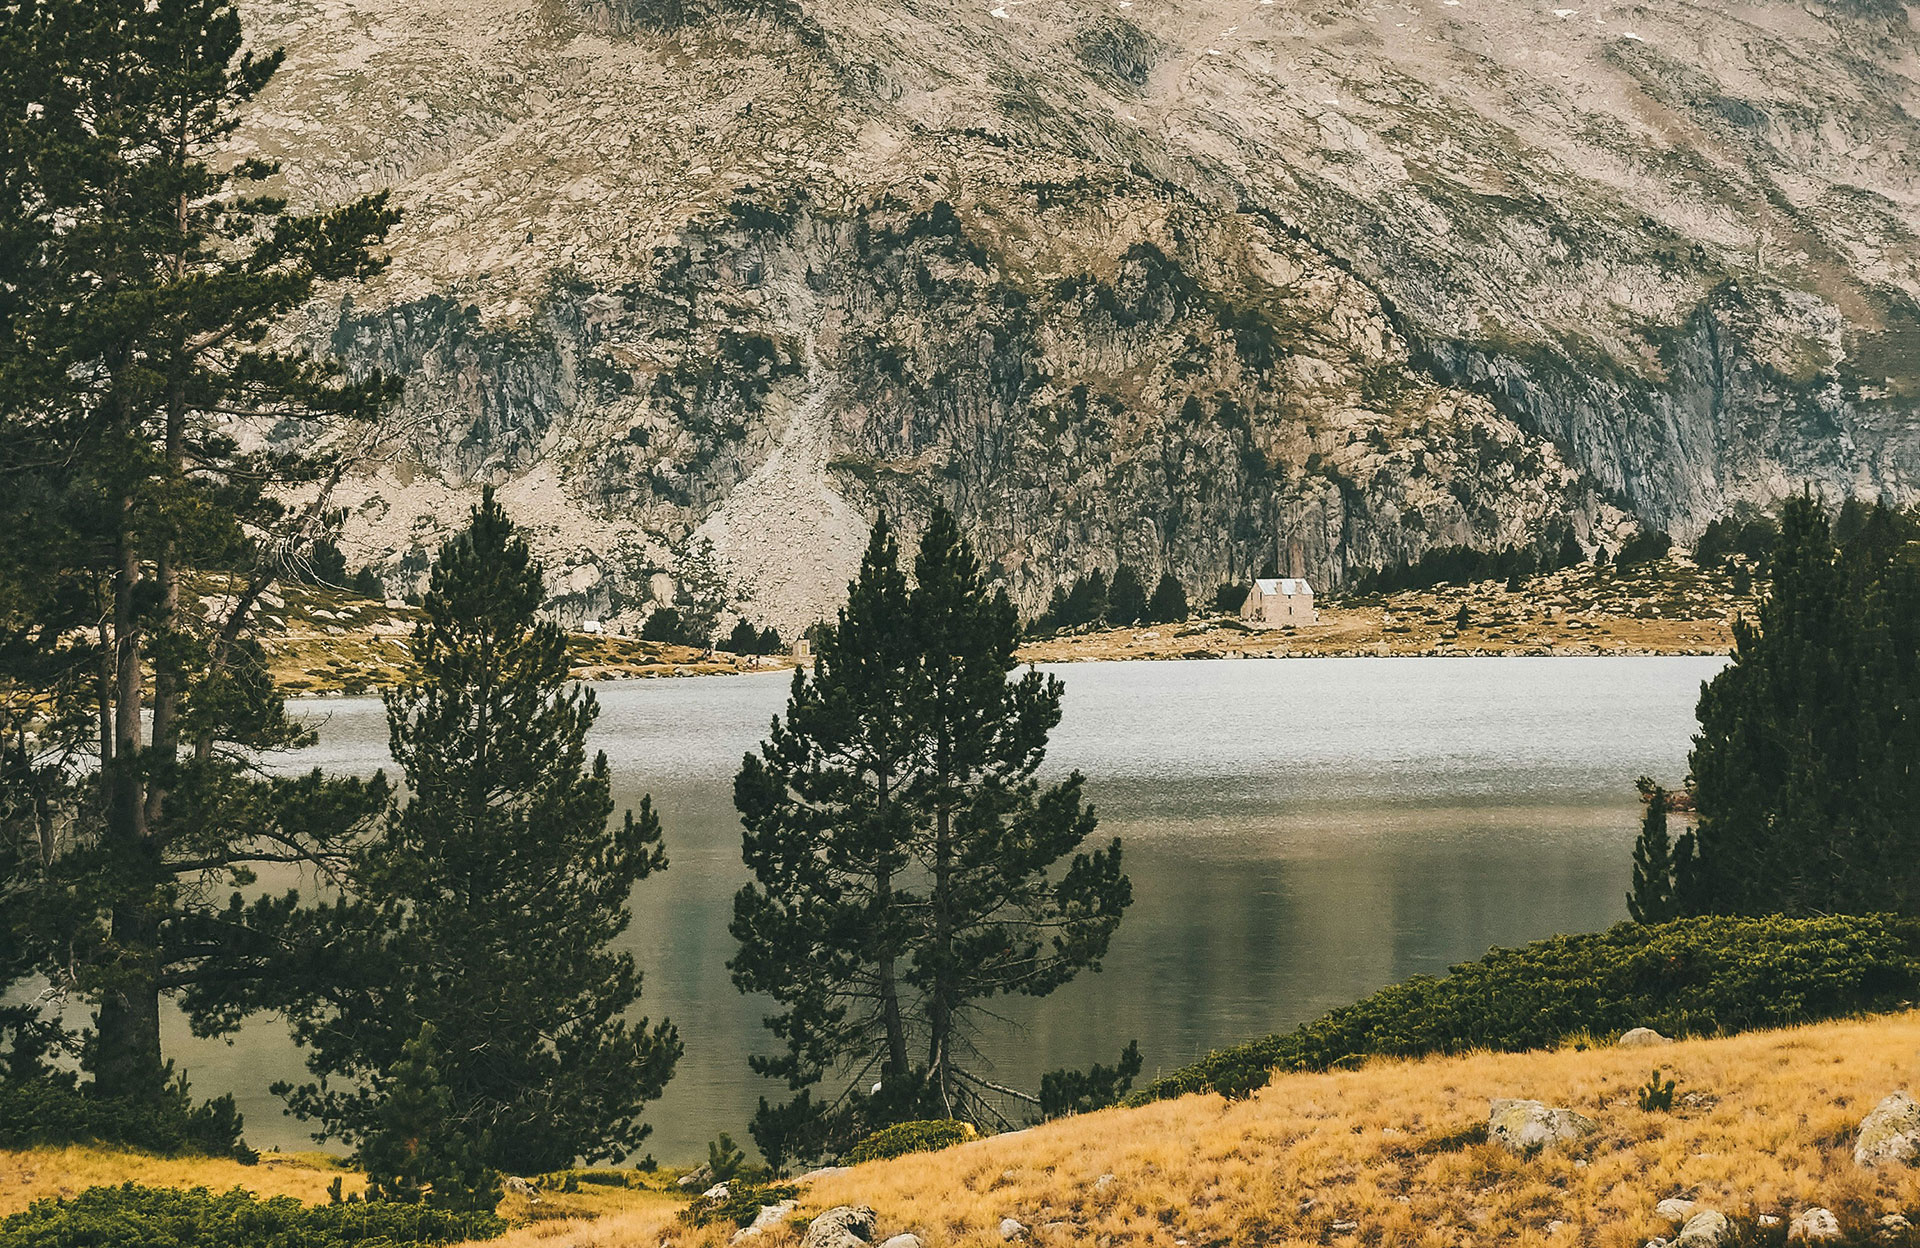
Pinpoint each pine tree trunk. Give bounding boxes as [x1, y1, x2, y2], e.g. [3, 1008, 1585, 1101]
[96, 522, 164, 1102]
[929, 800, 953, 1117]
[876, 771, 908, 1081]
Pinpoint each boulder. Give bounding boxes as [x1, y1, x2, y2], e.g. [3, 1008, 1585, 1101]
[731, 1200, 798, 1243]
[501, 1176, 537, 1198]
[1656, 1199, 1697, 1223]
[1855, 1092, 1920, 1167]
[999, 1217, 1029, 1241]
[1619, 1028, 1674, 1048]
[1487, 1099, 1598, 1154]
[877, 1237, 925, 1248]
[702, 1183, 732, 1202]
[1789, 1209, 1842, 1242]
[802, 1206, 877, 1248]
[798, 1166, 849, 1183]
[1675, 1211, 1730, 1248]
[676, 1163, 715, 1191]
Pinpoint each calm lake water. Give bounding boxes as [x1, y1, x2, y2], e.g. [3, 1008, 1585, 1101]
[164, 655, 1724, 1163]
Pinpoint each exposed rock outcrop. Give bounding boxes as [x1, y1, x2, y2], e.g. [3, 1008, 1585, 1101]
[233, 0, 1920, 627]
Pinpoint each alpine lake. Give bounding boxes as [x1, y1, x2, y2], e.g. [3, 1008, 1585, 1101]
[165, 655, 1726, 1163]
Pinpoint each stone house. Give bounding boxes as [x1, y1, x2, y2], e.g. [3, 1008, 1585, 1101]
[1241, 577, 1317, 626]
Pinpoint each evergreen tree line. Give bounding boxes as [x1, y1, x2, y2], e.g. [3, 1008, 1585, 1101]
[1628, 496, 1920, 922]
[0, 0, 1131, 1207]
[1029, 564, 1189, 634]
[1353, 525, 1591, 595]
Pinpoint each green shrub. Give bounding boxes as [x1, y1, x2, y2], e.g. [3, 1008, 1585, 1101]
[1129, 914, 1920, 1104]
[1040, 1041, 1142, 1119]
[1637, 1068, 1677, 1112]
[0, 1183, 503, 1247]
[843, 1119, 976, 1165]
[679, 1182, 798, 1229]
[0, 1075, 253, 1161]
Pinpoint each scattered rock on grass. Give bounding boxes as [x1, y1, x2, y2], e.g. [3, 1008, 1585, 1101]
[1093, 1174, 1117, 1194]
[1856, 1093, 1920, 1167]
[677, 1164, 715, 1191]
[876, 1236, 924, 1248]
[702, 1183, 731, 1201]
[1619, 1028, 1674, 1048]
[1675, 1210, 1730, 1247]
[802, 1205, 877, 1248]
[1656, 1199, 1697, 1222]
[999, 1216, 1029, 1241]
[730, 1200, 798, 1243]
[501, 1176, 537, 1198]
[799, 1166, 849, 1183]
[1789, 1209, 1842, 1242]
[1487, 1099, 1598, 1154]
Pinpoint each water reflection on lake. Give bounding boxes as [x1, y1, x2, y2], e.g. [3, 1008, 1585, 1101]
[167, 655, 1722, 1162]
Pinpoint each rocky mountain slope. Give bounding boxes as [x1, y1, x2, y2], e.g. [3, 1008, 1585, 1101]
[236, 0, 1920, 631]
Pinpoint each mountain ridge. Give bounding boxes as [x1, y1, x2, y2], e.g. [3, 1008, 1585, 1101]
[236, 0, 1920, 631]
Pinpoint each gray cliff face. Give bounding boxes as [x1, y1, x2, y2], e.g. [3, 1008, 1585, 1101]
[239, 0, 1920, 629]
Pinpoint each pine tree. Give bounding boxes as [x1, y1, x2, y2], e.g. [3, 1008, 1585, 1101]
[1626, 779, 1677, 924]
[1684, 495, 1920, 916]
[1147, 573, 1189, 625]
[1, 0, 399, 1103]
[733, 508, 1130, 1159]
[1554, 526, 1585, 572]
[1062, 569, 1108, 628]
[358, 1024, 500, 1211]
[1107, 564, 1148, 626]
[265, 493, 681, 1173]
[731, 516, 923, 1163]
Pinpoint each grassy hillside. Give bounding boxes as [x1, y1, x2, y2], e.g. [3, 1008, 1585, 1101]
[471, 1014, 1920, 1247]
[11, 1015, 1920, 1246]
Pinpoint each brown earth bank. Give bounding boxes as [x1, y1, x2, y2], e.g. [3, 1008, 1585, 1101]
[262, 555, 1749, 695]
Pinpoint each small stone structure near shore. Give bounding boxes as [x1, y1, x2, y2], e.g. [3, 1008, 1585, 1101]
[1241, 577, 1318, 625]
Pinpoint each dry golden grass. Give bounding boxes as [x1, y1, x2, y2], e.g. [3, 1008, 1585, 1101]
[11, 1014, 1917, 1246]
[485, 1013, 1920, 1248]
[0, 1145, 357, 1216]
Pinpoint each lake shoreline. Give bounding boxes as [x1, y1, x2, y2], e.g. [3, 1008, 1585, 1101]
[267, 556, 1746, 695]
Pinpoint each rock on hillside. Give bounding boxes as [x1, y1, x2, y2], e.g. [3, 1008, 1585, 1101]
[236, 0, 1920, 630]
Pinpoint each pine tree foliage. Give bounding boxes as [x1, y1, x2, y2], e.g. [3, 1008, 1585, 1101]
[732, 507, 1130, 1162]
[1682, 495, 1920, 916]
[358, 1024, 500, 1212]
[1627, 778, 1681, 924]
[1146, 573, 1188, 624]
[0, 0, 399, 1102]
[1106, 565, 1147, 626]
[251, 494, 681, 1173]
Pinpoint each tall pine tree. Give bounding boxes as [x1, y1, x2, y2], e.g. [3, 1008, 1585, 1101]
[1682, 495, 1920, 915]
[1106, 565, 1148, 626]
[733, 507, 1130, 1162]
[1626, 778, 1680, 924]
[1146, 572, 1189, 624]
[255, 493, 681, 1173]
[1, 0, 399, 1103]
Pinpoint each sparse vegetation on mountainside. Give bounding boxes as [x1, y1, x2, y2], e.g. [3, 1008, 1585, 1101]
[254, 551, 1757, 695]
